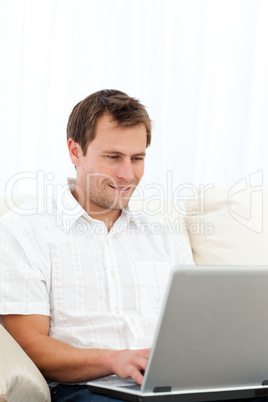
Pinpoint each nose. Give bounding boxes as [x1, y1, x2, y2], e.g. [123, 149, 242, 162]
[116, 159, 135, 182]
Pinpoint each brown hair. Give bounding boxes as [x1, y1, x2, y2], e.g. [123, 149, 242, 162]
[67, 89, 152, 155]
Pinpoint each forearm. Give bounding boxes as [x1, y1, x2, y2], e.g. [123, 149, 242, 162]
[22, 334, 116, 383]
[3, 315, 150, 385]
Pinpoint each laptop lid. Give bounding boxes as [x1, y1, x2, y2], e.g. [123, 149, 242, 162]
[142, 265, 268, 393]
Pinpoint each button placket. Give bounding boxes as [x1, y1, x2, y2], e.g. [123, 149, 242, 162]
[104, 235, 120, 314]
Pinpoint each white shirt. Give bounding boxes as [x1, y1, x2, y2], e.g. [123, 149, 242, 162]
[0, 179, 194, 350]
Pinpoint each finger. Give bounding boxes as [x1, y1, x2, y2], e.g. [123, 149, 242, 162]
[129, 366, 144, 386]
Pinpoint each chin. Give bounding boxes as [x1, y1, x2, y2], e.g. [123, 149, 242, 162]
[108, 199, 130, 210]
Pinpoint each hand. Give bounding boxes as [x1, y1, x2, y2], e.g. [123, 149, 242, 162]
[111, 348, 150, 385]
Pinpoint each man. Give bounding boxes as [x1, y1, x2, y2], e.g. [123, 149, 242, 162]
[0, 89, 194, 401]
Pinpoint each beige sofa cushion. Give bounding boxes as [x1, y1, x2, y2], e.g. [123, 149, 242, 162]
[184, 186, 268, 265]
[0, 325, 51, 402]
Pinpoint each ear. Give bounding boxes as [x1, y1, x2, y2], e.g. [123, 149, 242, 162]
[68, 138, 82, 167]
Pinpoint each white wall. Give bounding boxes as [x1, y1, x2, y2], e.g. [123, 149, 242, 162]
[1, 0, 267, 197]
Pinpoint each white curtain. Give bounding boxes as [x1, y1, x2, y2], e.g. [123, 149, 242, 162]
[1, 0, 268, 197]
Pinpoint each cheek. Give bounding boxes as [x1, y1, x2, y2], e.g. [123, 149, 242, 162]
[135, 165, 145, 180]
[81, 159, 110, 178]
[94, 159, 115, 175]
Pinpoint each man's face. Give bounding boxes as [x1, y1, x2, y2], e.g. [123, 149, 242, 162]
[72, 113, 147, 219]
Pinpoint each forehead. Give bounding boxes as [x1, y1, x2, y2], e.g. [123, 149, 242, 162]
[88, 113, 147, 152]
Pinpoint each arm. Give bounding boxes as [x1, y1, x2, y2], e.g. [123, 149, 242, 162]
[2, 314, 150, 385]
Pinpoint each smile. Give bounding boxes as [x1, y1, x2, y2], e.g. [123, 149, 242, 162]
[109, 185, 131, 192]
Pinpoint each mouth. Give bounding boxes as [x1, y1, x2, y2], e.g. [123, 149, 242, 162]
[108, 185, 132, 193]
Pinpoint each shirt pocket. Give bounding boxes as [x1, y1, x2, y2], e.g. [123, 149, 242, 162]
[132, 260, 172, 317]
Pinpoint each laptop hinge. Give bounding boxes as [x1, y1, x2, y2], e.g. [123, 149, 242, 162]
[153, 386, 172, 393]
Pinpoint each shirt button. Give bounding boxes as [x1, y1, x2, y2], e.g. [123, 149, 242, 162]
[115, 306, 119, 314]
[110, 270, 115, 277]
[106, 238, 109, 245]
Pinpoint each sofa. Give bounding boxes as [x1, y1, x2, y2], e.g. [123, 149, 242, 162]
[1, 185, 267, 402]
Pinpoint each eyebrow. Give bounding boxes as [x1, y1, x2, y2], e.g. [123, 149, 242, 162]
[102, 150, 146, 157]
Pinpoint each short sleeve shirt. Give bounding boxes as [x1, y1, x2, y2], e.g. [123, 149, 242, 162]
[0, 179, 194, 350]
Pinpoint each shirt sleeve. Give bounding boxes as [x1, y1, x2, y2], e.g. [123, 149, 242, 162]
[0, 216, 50, 317]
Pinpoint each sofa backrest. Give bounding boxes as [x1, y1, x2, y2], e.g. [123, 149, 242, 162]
[0, 195, 36, 217]
[184, 186, 268, 266]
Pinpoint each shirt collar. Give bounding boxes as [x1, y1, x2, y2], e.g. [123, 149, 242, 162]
[56, 178, 87, 232]
[120, 204, 141, 226]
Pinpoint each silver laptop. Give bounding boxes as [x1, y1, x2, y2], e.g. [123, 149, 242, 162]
[88, 265, 268, 401]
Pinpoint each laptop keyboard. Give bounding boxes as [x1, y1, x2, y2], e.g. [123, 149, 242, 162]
[92, 375, 141, 391]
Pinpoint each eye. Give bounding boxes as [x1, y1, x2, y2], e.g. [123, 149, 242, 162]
[107, 155, 119, 160]
[132, 157, 144, 161]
